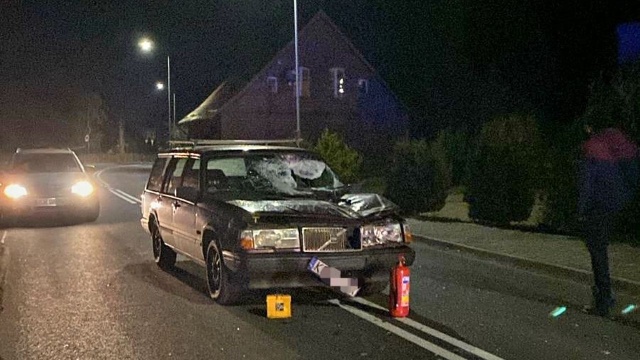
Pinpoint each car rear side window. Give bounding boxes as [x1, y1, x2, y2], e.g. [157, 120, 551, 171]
[165, 158, 188, 195]
[147, 157, 168, 192]
[181, 158, 200, 190]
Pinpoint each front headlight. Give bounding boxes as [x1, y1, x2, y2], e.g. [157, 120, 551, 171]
[4, 184, 28, 199]
[361, 221, 403, 247]
[240, 229, 300, 250]
[71, 181, 94, 197]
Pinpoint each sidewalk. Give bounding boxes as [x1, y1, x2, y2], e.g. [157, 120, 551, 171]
[406, 218, 640, 295]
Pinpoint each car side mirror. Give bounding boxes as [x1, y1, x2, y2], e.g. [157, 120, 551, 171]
[84, 165, 96, 174]
[175, 186, 199, 202]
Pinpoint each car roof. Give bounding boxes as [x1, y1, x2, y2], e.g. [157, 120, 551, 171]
[15, 148, 76, 155]
[160, 143, 308, 156]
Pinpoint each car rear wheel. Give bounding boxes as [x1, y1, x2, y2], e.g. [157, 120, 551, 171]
[151, 220, 176, 269]
[205, 241, 241, 305]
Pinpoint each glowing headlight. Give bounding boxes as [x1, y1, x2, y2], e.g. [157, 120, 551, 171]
[4, 184, 28, 199]
[240, 229, 300, 250]
[71, 181, 94, 197]
[361, 222, 403, 247]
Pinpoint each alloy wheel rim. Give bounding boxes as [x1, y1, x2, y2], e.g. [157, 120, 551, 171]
[208, 247, 221, 294]
[152, 227, 161, 259]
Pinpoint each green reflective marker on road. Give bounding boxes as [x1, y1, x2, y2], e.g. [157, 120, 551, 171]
[550, 306, 567, 317]
[621, 304, 637, 315]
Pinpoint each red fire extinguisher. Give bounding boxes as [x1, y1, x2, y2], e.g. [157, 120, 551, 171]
[389, 255, 410, 317]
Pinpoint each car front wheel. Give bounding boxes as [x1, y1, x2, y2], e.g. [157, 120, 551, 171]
[205, 241, 241, 305]
[151, 220, 176, 269]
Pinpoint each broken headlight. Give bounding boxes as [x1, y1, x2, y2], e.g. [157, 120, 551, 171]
[361, 221, 404, 247]
[240, 229, 300, 250]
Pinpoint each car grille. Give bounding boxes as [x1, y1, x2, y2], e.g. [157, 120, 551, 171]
[33, 185, 68, 198]
[302, 227, 360, 252]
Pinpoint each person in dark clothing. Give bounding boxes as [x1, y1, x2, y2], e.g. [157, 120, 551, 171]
[578, 123, 639, 316]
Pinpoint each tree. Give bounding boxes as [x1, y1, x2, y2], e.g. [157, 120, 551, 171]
[466, 113, 543, 224]
[385, 137, 452, 215]
[68, 92, 108, 152]
[313, 129, 362, 184]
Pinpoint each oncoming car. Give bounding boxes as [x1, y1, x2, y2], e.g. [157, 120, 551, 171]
[0, 148, 100, 224]
[140, 140, 415, 305]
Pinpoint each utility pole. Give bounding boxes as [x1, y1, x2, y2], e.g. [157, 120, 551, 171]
[167, 56, 171, 143]
[119, 119, 125, 154]
[294, 0, 301, 144]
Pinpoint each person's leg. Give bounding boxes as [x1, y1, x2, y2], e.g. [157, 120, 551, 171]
[584, 214, 615, 315]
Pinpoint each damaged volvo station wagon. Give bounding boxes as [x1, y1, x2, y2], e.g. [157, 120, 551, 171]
[140, 140, 415, 304]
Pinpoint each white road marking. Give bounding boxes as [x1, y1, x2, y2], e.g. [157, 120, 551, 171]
[328, 299, 467, 360]
[108, 189, 138, 204]
[95, 166, 143, 205]
[346, 297, 504, 360]
[1, 231, 7, 244]
[114, 189, 141, 204]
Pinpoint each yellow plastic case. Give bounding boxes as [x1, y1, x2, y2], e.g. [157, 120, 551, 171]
[266, 294, 292, 319]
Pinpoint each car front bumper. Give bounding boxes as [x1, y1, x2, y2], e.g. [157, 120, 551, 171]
[0, 195, 99, 221]
[224, 245, 415, 289]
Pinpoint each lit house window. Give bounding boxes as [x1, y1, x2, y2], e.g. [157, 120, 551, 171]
[330, 68, 345, 98]
[267, 76, 278, 93]
[358, 79, 369, 96]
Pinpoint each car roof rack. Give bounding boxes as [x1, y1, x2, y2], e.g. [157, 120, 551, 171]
[168, 139, 302, 149]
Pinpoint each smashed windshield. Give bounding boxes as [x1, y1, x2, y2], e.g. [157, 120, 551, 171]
[204, 151, 343, 196]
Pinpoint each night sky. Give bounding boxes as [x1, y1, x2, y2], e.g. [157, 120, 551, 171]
[1, 0, 639, 150]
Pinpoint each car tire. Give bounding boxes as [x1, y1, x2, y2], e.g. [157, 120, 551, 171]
[205, 240, 241, 305]
[151, 220, 176, 269]
[358, 280, 388, 296]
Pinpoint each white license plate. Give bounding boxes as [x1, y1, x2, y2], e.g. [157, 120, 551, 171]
[36, 198, 57, 206]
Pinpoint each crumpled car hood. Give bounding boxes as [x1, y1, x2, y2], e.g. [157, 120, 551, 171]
[338, 193, 400, 217]
[226, 193, 399, 219]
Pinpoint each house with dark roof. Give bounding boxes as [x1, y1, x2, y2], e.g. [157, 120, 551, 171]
[178, 11, 409, 156]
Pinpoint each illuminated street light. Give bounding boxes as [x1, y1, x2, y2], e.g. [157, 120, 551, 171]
[137, 36, 172, 143]
[156, 81, 165, 91]
[138, 37, 154, 53]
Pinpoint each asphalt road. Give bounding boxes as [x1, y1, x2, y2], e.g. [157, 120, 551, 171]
[0, 165, 639, 360]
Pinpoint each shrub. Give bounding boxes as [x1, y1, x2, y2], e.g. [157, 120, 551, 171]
[385, 137, 451, 215]
[439, 127, 471, 186]
[539, 124, 583, 233]
[313, 129, 362, 184]
[465, 113, 543, 224]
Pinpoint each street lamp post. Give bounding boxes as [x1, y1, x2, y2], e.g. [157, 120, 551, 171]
[138, 37, 173, 144]
[166, 55, 171, 142]
[294, 0, 301, 144]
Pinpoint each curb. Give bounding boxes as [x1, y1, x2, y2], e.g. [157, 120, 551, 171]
[415, 235, 640, 295]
